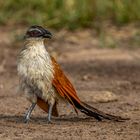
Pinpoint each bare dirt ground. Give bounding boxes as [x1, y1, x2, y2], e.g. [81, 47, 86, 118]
[0, 26, 140, 140]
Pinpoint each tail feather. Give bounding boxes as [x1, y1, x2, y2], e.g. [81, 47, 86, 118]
[71, 98, 129, 121]
[72, 98, 102, 121]
[82, 102, 129, 121]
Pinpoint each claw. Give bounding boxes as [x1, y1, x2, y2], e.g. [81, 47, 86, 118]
[24, 118, 29, 123]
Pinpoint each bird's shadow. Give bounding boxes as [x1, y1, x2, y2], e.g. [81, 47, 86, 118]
[0, 114, 102, 125]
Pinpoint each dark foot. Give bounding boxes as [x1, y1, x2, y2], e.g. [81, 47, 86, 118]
[47, 120, 54, 124]
[24, 116, 30, 123]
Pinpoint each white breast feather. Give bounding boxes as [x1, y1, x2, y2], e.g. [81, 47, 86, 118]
[17, 40, 54, 102]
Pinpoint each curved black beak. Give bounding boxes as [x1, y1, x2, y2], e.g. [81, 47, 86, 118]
[43, 29, 52, 39]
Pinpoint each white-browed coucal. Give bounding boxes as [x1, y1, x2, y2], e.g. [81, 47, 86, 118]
[17, 25, 127, 123]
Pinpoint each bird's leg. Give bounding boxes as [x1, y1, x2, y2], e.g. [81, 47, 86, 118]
[47, 104, 53, 123]
[24, 103, 36, 123]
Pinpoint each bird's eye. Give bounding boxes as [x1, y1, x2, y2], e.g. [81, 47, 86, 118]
[32, 30, 41, 36]
[27, 30, 42, 37]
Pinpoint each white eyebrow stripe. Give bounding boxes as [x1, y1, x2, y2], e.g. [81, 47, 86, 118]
[29, 28, 42, 33]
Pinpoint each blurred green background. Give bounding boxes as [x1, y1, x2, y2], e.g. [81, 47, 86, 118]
[0, 0, 140, 29]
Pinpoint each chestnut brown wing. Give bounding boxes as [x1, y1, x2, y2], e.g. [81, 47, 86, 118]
[51, 56, 82, 113]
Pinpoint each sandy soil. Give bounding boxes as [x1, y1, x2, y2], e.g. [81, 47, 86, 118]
[0, 27, 140, 140]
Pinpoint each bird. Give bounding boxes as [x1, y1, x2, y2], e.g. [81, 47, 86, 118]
[17, 25, 128, 123]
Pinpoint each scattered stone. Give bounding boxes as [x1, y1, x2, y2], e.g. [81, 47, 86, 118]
[80, 91, 119, 103]
[0, 84, 4, 89]
[82, 75, 91, 81]
[93, 91, 118, 103]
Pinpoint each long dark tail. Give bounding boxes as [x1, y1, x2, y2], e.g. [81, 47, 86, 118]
[71, 98, 129, 121]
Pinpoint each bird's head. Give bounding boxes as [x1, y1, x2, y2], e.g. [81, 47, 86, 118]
[24, 25, 52, 40]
